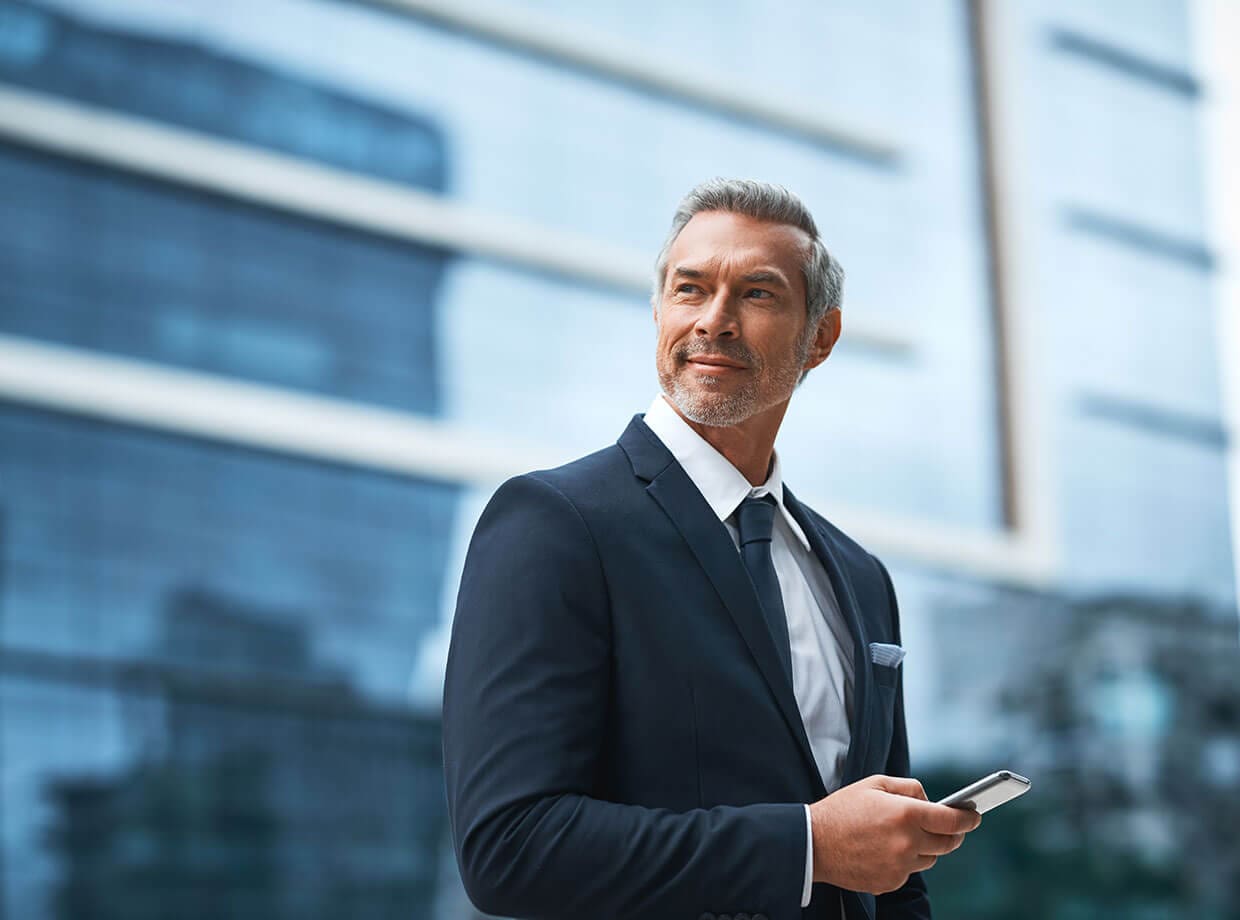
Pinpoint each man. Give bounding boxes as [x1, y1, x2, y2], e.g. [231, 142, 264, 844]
[442, 179, 980, 920]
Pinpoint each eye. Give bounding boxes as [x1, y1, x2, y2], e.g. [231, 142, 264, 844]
[675, 283, 703, 294]
[745, 288, 774, 299]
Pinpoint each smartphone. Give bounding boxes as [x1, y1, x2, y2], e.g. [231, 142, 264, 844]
[937, 770, 1031, 814]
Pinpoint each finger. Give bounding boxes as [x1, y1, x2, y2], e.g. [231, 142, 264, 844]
[872, 775, 928, 800]
[912, 801, 982, 835]
[916, 831, 966, 857]
[911, 854, 937, 873]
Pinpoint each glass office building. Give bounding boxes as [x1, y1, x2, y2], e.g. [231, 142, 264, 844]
[1, 0, 1235, 916]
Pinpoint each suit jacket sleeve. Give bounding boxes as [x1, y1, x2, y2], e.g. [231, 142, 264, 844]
[872, 554, 933, 920]
[443, 473, 807, 920]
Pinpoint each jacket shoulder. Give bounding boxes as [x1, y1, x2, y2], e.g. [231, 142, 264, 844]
[485, 441, 636, 525]
[526, 442, 631, 495]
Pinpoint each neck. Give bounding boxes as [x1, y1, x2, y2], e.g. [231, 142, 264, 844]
[665, 396, 789, 486]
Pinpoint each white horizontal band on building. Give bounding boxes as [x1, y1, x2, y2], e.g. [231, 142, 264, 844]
[372, 0, 900, 160]
[0, 333, 1055, 582]
[0, 85, 908, 355]
[0, 333, 556, 486]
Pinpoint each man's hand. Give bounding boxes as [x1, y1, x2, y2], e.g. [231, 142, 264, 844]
[809, 775, 981, 895]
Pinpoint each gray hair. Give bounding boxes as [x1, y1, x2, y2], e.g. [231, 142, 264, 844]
[651, 178, 844, 325]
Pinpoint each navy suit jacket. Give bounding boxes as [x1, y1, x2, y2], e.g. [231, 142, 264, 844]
[443, 415, 930, 920]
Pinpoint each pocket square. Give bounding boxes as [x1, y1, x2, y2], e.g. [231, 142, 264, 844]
[869, 642, 906, 668]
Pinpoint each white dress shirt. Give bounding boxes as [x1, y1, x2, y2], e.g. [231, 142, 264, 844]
[643, 395, 856, 908]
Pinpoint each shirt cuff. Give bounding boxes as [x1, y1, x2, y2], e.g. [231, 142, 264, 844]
[801, 804, 814, 907]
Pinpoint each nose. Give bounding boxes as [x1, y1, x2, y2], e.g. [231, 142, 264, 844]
[694, 289, 740, 339]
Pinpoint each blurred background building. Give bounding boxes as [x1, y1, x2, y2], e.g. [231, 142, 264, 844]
[1, 0, 1237, 917]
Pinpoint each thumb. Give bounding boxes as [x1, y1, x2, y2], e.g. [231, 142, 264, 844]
[870, 775, 928, 801]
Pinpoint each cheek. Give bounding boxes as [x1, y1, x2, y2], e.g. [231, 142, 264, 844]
[654, 324, 684, 357]
[657, 343, 683, 374]
[653, 336, 675, 372]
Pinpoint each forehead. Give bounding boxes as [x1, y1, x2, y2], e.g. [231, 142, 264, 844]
[667, 210, 811, 278]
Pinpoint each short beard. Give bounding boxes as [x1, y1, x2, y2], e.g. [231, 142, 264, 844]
[658, 324, 814, 427]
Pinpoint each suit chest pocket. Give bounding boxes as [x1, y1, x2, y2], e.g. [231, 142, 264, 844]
[873, 662, 900, 689]
[866, 663, 900, 768]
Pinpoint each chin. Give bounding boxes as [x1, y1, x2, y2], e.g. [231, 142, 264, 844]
[667, 384, 762, 428]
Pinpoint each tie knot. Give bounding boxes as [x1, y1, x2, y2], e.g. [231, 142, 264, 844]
[734, 494, 778, 545]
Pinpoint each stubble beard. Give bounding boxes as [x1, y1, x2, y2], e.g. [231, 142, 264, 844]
[658, 328, 813, 427]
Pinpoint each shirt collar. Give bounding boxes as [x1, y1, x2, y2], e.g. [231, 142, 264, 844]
[642, 394, 811, 551]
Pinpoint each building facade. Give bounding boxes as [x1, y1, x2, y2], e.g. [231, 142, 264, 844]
[0, 0, 1235, 916]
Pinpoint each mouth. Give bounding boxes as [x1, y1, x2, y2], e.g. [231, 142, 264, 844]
[686, 355, 747, 371]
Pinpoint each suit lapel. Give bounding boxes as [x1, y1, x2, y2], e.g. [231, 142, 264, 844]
[783, 487, 876, 786]
[619, 417, 824, 791]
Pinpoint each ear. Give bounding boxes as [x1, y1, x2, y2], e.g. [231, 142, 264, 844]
[802, 309, 842, 372]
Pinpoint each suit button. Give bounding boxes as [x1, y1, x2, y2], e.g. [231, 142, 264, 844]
[754, 915, 768, 920]
[735, 914, 751, 920]
[697, 914, 715, 920]
[717, 915, 732, 920]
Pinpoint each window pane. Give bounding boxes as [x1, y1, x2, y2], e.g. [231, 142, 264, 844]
[0, 406, 460, 918]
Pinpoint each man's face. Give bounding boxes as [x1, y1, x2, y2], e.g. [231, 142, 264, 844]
[654, 210, 819, 427]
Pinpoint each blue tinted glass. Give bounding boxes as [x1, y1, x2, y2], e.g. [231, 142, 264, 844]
[0, 406, 458, 700]
[0, 0, 450, 417]
[0, 405, 460, 917]
[0, 0, 446, 189]
[3, 675, 449, 919]
[0, 142, 448, 415]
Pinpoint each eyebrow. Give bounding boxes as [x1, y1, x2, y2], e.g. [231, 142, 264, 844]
[670, 266, 791, 288]
[740, 270, 789, 288]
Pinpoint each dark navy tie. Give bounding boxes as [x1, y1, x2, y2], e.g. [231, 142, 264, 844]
[735, 495, 794, 684]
